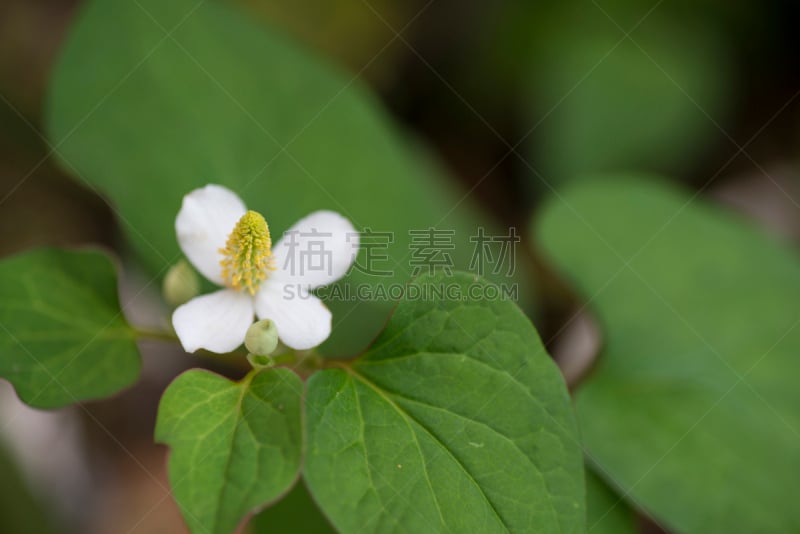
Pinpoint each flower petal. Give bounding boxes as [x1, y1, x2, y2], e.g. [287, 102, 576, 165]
[271, 210, 359, 289]
[254, 282, 331, 350]
[176, 184, 247, 285]
[172, 289, 254, 353]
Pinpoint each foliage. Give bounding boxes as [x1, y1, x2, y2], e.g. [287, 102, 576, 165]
[0, 248, 140, 408]
[0, 0, 791, 532]
[538, 177, 800, 532]
[151, 272, 583, 533]
[304, 273, 583, 533]
[156, 368, 303, 534]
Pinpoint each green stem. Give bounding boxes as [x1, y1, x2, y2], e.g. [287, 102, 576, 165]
[133, 328, 179, 342]
[271, 352, 298, 366]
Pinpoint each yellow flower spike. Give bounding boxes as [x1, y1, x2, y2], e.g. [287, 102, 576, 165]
[219, 210, 275, 295]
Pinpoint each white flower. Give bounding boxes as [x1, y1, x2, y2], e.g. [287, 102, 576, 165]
[171, 184, 359, 353]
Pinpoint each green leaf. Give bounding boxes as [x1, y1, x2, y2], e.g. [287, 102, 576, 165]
[46, 0, 528, 356]
[527, 9, 731, 183]
[537, 177, 800, 532]
[155, 367, 303, 534]
[0, 248, 140, 409]
[585, 470, 636, 534]
[304, 272, 584, 533]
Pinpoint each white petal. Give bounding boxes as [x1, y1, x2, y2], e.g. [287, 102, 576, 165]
[271, 210, 359, 289]
[254, 282, 331, 350]
[175, 184, 247, 285]
[172, 289, 254, 353]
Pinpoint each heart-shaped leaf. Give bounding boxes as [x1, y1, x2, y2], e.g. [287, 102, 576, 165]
[537, 177, 800, 532]
[304, 272, 584, 533]
[0, 248, 140, 409]
[155, 367, 303, 534]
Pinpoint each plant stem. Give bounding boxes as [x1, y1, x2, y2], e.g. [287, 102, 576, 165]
[133, 328, 179, 342]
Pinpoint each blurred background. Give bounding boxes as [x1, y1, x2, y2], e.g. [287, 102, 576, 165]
[1, 0, 799, 532]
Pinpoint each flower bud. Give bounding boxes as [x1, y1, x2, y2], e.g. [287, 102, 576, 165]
[245, 319, 279, 357]
[163, 260, 200, 307]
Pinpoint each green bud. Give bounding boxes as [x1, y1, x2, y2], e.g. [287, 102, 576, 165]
[163, 260, 200, 307]
[245, 319, 279, 357]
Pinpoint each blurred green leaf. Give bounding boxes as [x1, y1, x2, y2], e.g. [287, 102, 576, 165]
[46, 0, 525, 356]
[0, 443, 55, 534]
[155, 367, 303, 534]
[585, 469, 636, 534]
[234, 0, 411, 86]
[304, 272, 584, 533]
[537, 177, 800, 532]
[0, 248, 140, 409]
[249, 481, 334, 534]
[526, 8, 732, 183]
